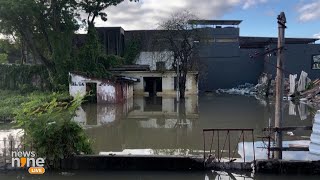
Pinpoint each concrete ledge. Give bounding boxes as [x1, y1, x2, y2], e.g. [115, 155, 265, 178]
[206, 161, 253, 171]
[61, 155, 204, 171]
[255, 159, 320, 174]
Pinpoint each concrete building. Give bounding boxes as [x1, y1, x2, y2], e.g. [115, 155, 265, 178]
[94, 20, 320, 92]
[69, 72, 137, 103]
[112, 69, 198, 96]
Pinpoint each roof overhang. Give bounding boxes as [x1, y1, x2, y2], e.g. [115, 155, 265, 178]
[188, 20, 242, 26]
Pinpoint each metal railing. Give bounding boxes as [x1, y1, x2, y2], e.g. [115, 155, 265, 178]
[203, 128, 255, 163]
[0, 138, 31, 167]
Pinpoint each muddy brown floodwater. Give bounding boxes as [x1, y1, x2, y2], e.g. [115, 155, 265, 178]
[1, 94, 320, 179]
[74, 94, 319, 161]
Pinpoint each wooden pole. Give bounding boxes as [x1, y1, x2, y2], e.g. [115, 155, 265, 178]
[274, 12, 286, 159]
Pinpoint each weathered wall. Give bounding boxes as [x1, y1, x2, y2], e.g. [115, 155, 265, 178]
[69, 73, 133, 103]
[69, 73, 87, 97]
[97, 82, 116, 103]
[118, 71, 198, 96]
[135, 51, 174, 71]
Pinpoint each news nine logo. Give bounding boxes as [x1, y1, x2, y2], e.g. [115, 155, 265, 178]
[11, 151, 46, 174]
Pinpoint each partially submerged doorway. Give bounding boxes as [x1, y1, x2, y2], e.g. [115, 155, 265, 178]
[85, 83, 97, 103]
[144, 77, 162, 96]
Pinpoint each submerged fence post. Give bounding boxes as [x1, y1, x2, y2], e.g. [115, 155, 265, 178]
[228, 130, 231, 161]
[252, 130, 256, 162]
[242, 130, 245, 163]
[203, 131, 206, 161]
[10, 139, 13, 158]
[209, 131, 214, 156]
[3, 139, 6, 165]
[217, 131, 220, 162]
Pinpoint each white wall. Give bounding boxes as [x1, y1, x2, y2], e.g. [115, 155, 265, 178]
[69, 73, 87, 98]
[97, 82, 116, 103]
[135, 51, 174, 70]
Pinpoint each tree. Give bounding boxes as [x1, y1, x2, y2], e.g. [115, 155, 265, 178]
[0, 0, 137, 88]
[74, 0, 138, 78]
[79, 0, 138, 30]
[158, 10, 199, 99]
[0, 0, 80, 86]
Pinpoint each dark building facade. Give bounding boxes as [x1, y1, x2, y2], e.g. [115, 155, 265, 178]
[95, 20, 320, 92]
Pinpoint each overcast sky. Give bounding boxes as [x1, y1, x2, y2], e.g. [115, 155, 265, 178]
[94, 0, 320, 39]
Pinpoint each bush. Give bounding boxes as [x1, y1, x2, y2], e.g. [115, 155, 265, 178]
[15, 93, 92, 167]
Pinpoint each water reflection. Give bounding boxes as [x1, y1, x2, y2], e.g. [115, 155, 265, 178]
[73, 98, 134, 127]
[72, 94, 318, 160]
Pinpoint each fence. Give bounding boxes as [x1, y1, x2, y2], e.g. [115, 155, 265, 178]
[0, 137, 32, 168]
[203, 128, 256, 164]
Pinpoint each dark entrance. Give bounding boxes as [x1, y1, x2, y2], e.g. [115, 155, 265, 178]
[85, 83, 97, 103]
[144, 77, 162, 96]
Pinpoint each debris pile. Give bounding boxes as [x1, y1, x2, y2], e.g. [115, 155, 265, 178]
[216, 71, 320, 108]
[216, 83, 256, 95]
[297, 79, 320, 107]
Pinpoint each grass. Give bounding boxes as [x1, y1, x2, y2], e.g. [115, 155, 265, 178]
[0, 90, 70, 122]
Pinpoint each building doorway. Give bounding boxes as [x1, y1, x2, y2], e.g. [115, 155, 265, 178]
[144, 77, 162, 96]
[85, 83, 97, 103]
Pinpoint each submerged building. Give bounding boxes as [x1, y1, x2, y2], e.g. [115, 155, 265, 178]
[94, 20, 320, 93]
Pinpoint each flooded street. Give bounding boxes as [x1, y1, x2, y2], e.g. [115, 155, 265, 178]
[74, 94, 318, 161]
[1, 94, 320, 179]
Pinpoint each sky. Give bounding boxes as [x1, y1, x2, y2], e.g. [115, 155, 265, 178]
[95, 0, 320, 39]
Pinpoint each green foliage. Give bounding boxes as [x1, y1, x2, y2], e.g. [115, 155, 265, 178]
[0, 53, 8, 63]
[124, 39, 141, 64]
[0, 39, 20, 54]
[306, 82, 315, 91]
[0, 90, 70, 122]
[0, 0, 137, 88]
[0, 64, 50, 92]
[0, 0, 80, 86]
[101, 55, 125, 68]
[15, 94, 92, 166]
[73, 26, 124, 78]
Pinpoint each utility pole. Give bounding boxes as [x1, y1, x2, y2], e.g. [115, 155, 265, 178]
[176, 58, 180, 102]
[274, 12, 286, 159]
